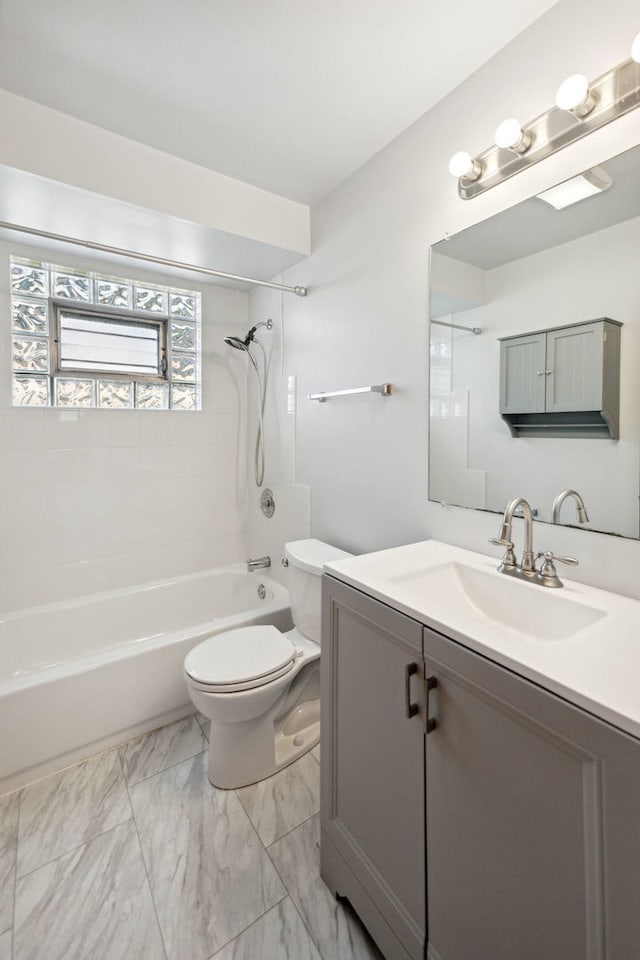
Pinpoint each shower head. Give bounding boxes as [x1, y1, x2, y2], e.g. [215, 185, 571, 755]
[224, 336, 249, 351]
[224, 319, 273, 352]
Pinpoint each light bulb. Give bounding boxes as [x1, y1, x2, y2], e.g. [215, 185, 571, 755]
[555, 74, 596, 117]
[632, 31, 640, 63]
[494, 118, 532, 154]
[448, 151, 482, 181]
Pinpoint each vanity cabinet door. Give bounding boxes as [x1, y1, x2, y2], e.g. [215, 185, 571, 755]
[424, 626, 640, 960]
[545, 321, 604, 412]
[499, 332, 546, 414]
[321, 575, 425, 960]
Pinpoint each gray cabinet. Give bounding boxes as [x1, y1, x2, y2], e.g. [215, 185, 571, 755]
[320, 575, 425, 960]
[424, 625, 640, 960]
[321, 574, 640, 960]
[499, 318, 621, 438]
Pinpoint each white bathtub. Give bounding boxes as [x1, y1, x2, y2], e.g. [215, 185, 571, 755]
[0, 566, 292, 794]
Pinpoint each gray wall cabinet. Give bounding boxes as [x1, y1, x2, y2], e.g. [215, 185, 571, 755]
[321, 574, 640, 960]
[499, 318, 621, 438]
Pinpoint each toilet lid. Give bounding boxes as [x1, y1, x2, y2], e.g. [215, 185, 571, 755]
[184, 625, 297, 687]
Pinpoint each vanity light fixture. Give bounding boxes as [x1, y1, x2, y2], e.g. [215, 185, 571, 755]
[536, 167, 612, 210]
[449, 31, 640, 199]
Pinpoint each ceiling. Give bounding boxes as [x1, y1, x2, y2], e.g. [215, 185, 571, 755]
[0, 0, 559, 206]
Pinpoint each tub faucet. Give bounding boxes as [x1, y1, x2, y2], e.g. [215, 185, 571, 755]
[489, 496, 535, 578]
[552, 489, 589, 525]
[247, 556, 271, 572]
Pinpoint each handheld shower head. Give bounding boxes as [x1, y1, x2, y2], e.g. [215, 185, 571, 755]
[224, 335, 249, 351]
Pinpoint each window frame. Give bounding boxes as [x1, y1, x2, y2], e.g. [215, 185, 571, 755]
[52, 299, 169, 384]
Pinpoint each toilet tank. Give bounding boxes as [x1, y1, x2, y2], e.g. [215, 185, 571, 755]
[284, 539, 353, 644]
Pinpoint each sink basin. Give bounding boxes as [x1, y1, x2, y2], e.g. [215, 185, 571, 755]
[388, 561, 606, 641]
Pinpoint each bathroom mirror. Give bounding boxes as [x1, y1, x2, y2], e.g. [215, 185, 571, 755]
[429, 141, 640, 539]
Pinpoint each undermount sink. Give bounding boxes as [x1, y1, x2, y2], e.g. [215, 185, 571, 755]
[388, 561, 607, 641]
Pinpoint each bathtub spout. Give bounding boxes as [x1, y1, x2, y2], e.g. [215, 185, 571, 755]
[247, 556, 271, 572]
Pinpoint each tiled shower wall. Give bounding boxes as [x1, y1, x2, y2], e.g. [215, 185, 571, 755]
[0, 239, 249, 613]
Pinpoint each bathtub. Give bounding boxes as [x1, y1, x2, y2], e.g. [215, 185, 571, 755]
[0, 566, 292, 794]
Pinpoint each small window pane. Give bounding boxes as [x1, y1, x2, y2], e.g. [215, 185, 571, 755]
[96, 279, 132, 308]
[136, 382, 169, 409]
[52, 272, 92, 301]
[170, 293, 196, 319]
[171, 353, 196, 382]
[55, 378, 95, 407]
[13, 337, 49, 373]
[171, 383, 197, 410]
[58, 311, 162, 376]
[171, 321, 196, 352]
[98, 380, 134, 408]
[11, 263, 48, 296]
[135, 286, 166, 313]
[12, 299, 49, 335]
[13, 375, 50, 406]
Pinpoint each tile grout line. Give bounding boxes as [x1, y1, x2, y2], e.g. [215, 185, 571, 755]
[161, 772, 292, 960]
[10, 789, 22, 960]
[262, 815, 326, 960]
[117, 750, 170, 960]
[12, 817, 134, 885]
[121, 742, 208, 790]
[264, 809, 319, 851]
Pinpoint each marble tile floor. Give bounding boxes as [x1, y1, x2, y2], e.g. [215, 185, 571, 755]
[0, 715, 382, 960]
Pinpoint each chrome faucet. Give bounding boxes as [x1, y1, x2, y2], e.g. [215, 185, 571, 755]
[247, 555, 271, 572]
[552, 489, 589, 525]
[490, 496, 578, 587]
[490, 496, 536, 576]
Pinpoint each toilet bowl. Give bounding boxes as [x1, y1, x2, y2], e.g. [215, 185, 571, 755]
[184, 538, 352, 789]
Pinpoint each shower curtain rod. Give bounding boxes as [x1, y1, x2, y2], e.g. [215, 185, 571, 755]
[0, 220, 308, 297]
[431, 318, 481, 335]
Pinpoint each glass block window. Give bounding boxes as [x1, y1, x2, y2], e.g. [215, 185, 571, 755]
[10, 257, 201, 411]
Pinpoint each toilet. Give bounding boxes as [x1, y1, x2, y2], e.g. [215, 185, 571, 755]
[183, 538, 352, 789]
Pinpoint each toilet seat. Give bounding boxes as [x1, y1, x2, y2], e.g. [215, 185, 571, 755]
[184, 625, 298, 693]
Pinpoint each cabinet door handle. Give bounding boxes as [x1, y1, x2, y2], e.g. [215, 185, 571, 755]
[425, 676, 438, 733]
[404, 662, 419, 718]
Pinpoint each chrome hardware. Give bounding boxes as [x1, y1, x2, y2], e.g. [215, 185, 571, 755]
[534, 551, 579, 589]
[488, 536, 517, 570]
[404, 663, 419, 719]
[257, 583, 266, 600]
[552, 489, 589, 525]
[489, 497, 536, 580]
[489, 497, 536, 579]
[247, 555, 271, 572]
[281, 556, 289, 567]
[260, 488, 275, 518]
[425, 676, 438, 734]
[308, 383, 392, 402]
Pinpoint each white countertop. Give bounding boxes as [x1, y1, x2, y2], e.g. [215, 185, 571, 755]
[324, 539, 640, 740]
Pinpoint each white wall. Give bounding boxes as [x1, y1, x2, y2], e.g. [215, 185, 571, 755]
[250, 0, 640, 600]
[0, 238, 249, 612]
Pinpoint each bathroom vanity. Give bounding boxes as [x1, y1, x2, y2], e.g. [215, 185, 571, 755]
[320, 540, 640, 960]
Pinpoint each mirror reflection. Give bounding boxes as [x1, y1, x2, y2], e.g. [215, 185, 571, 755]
[429, 143, 640, 539]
